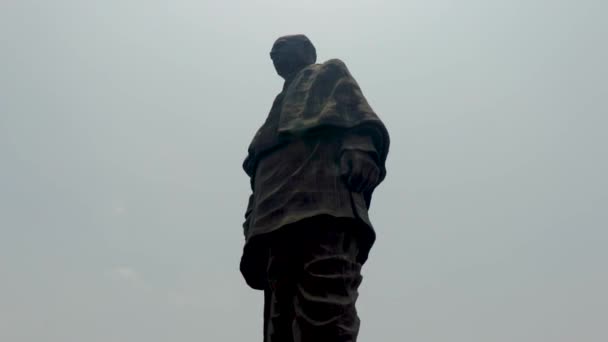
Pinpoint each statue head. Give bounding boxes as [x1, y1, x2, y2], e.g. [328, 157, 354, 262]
[270, 34, 317, 79]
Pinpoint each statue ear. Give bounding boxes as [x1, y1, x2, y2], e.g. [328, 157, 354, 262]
[303, 42, 316, 65]
[293, 37, 316, 65]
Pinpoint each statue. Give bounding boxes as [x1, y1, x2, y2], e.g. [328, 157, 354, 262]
[240, 34, 390, 342]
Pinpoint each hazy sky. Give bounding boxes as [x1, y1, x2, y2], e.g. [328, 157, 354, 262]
[1, 1, 607, 341]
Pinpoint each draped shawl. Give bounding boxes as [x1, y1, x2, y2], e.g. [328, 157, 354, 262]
[244, 59, 390, 201]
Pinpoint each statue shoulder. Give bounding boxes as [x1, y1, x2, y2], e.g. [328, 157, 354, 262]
[323, 58, 347, 68]
[322, 58, 350, 71]
[319, 59, 354, 79]
[295, 60, 350, 80]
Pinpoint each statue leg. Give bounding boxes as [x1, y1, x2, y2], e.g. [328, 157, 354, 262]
[292, 220, 363, 342]
[264, 233, 298, 342]
[263, 286, 271, 342]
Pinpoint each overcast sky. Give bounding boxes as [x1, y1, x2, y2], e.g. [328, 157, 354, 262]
[1, 1, 607, 341]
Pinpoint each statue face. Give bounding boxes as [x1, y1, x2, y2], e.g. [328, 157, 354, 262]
[270, 35, 315, 78]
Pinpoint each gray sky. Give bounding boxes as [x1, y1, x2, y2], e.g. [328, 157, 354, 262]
[1, 0, 607, 341]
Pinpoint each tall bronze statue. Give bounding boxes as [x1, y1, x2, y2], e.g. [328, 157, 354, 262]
[240, 34, 390, 342]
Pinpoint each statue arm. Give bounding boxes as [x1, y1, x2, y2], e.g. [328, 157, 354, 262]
[242, 193, 254, 237]
[242, 153, 257, 237]
[339, 130, 381, 193]
[340, 129, 379, 160]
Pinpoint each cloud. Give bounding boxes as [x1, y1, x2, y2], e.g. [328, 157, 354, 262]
[111, 205, 127, 217]
[112, 266, 139, 281]
[112, 207, 127, 216]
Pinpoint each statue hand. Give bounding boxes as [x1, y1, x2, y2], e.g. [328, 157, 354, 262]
[340, 150, 380, 193]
